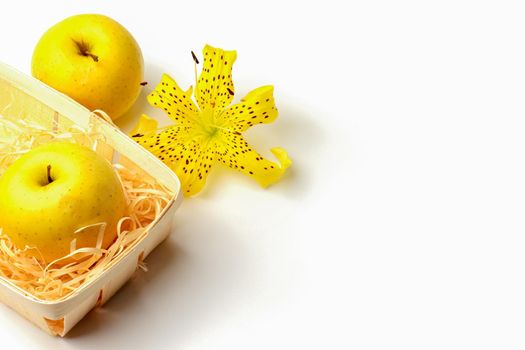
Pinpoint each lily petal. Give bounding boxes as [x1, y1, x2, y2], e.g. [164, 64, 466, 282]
[218, 85, 278, 132]
[148, 74, 199, 125]
[195, 44, 237, 113]
[176, 139, 216, 196]
[215, 132, 292, 187]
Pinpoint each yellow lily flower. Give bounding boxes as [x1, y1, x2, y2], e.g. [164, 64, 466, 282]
[131, 44, 291, 196]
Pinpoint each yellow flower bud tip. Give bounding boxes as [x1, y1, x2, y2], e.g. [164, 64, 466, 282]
[130, 44, 291, 196]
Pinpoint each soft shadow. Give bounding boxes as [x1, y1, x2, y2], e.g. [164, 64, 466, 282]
[66, 236, 181, 338]
[63, 203, 251, 349]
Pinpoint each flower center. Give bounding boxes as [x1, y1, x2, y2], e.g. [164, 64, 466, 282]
[206, 125, 219, 138]
[197, 109, 225, 139]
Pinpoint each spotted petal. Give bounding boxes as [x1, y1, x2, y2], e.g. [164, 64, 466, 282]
[176, 139, 216, 196]
[218, 85, 278, 132]
[215, 132, 291, 187]
[195, 45, 237, 113]
[148, 74, 199, 125]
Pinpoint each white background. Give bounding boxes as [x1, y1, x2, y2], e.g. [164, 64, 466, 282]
[0, 0, 524, 349]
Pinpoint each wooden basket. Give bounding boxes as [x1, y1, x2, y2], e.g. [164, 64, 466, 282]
[0, 63, 182, 336]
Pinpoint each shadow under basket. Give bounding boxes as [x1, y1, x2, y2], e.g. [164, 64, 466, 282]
[0, 63, 182, 336]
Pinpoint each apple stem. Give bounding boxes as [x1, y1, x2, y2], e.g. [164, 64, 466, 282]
[47, 165, 53, 184]
[74, 39, 99, 62]
[86, 52, 99, 62]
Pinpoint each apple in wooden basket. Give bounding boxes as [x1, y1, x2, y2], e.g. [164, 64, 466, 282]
[31, 14, 144, 120]
[0, 142, 126, 263]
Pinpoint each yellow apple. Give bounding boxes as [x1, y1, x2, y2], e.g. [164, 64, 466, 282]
[0, 142, 127, 263]
[31, 14, 144, 120]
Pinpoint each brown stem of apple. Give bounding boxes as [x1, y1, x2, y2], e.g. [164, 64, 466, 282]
[85, 52, 99, 62]
[47, 164, 53, 184]
[74, 40, 99, 62]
